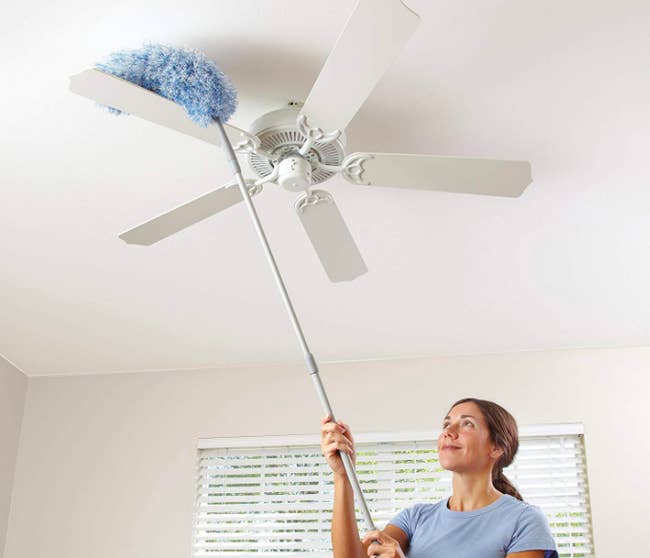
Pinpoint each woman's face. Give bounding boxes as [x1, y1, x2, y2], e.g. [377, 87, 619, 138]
[437, 401, 503, 474]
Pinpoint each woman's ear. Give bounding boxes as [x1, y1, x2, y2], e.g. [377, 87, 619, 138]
[489, 445, 504, 460]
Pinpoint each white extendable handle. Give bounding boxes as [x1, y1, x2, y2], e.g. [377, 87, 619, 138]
[214, 118, 376, 532]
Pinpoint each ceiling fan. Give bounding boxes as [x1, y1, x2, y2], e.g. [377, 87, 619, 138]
[68, 1, 534, 535]
[69, 0, 531, 283]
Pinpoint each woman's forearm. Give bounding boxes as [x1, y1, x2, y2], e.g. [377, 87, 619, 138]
[332, 473, 365, 558]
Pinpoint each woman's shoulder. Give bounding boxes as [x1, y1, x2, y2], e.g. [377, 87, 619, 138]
[492, 495, 548, 522]
[514, 500, 552, 529]
[413, 498, 448, 514]
[500, 495, 548, 518]
[398, 499, 446, 520]
[387, 499, 446, 538]
[504, 498, 557, 556]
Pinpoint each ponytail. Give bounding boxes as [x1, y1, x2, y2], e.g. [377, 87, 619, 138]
[492, 467, 523, 501]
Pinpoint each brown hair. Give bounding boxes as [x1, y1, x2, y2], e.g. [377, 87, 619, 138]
[449, 398, 523, 501]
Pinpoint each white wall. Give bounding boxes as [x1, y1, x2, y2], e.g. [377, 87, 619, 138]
[0, 357, 27, 558]
[5, 347, 649, 557]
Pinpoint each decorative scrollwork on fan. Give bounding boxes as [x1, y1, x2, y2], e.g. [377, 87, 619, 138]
[296, 114, 341, 144]
[233, 134, 262, 155]
[294, 189, 334, 214]
[342, 153, 374, 185]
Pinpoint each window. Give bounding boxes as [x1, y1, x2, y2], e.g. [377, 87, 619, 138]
[193, 425, 593, 557]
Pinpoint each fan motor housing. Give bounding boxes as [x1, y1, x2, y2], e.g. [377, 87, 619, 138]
[277, 156, 312, 191]
[247, 106, 346, 187]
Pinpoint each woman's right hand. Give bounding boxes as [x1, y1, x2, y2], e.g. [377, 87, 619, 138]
[320, 414, 356, 476]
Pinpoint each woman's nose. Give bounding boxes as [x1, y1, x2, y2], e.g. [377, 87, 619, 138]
[443, 424, 459, 437]
[445, 423, 460, 438]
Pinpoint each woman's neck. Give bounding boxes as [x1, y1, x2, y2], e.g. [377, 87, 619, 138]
[448, 473, 503, 511]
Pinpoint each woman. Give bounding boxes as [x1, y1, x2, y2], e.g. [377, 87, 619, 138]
[320, 398, 558, 558]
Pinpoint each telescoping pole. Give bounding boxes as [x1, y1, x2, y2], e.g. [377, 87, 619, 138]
[214, 119, 377, 532]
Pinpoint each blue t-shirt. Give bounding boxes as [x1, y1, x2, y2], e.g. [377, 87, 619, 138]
[387, 495, 558, 558]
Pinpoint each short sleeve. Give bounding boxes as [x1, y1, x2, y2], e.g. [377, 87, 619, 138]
[507, 505, 558, 558]
[386, 504, 420, 540]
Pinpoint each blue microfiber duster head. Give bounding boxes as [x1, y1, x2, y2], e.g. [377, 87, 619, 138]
[95, 43, 237, 127]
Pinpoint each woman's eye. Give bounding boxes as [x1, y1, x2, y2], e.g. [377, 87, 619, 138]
[464, 421, 474, 427]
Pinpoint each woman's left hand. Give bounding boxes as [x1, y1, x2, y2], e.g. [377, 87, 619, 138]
[361, 530, 406, 558]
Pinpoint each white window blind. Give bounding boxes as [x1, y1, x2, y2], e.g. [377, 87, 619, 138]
[194, 425, 593, 558]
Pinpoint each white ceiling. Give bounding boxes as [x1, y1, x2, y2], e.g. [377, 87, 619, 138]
[2, 0, 649, 377]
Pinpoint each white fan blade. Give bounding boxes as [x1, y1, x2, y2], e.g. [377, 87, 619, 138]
[70, 69, 254, 147]
[301, 0, 419, 134]
[295, 190, 367, 282]
[119, 181, 261, 245]
[343, 153, 532, 197]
